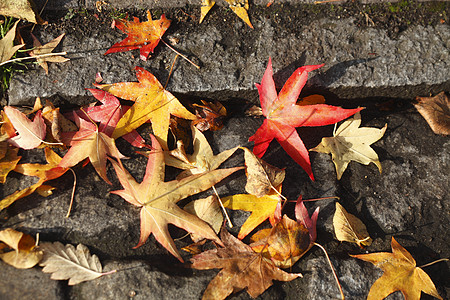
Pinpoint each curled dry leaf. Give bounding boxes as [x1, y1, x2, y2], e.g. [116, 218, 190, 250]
[39, 242, 116, 285]
[164, 125, 238, 179]
[191, 230, 301, 300]
[414, 92, 450, 135]
[29, 33, 69, 75]
[184, 195, 223, 243]
[250, 214, 312, 269]
[242, 146, 285, 197]
[192, 100, 227, 132]
[333, 202, 372, 247]
[0, 228, 43, 269]
[351, 237, 443, 300]
[310, 111, 386, 180]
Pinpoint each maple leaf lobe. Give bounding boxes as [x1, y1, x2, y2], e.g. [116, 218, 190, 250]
[105, 11, 170, 61]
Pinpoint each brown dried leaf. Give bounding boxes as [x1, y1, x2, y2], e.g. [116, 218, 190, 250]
[414, 92, 450, 135]
[0, 144, 21, 183]
[191, 230, 301, 299]
[333, 202, 372, 247]
[0, 20, 24, 64]
[29, 33, 69, 75]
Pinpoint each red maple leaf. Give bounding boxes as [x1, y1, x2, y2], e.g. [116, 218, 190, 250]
[84, 89, 148, 148]
[105, 11, 170, 61]
[249, 58, 363, 180]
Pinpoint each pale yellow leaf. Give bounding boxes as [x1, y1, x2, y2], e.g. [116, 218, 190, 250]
[333, 202, 372, 247]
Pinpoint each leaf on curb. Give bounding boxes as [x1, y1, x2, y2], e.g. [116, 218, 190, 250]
[39, 242, 116, 285]
[414, 91, 450, 135]
[0, 228, 43, 269]
[0, 144, 21, 183]
[351, 237, 443, 300]
[310, 111, 386, 180]
[333, 202, 372, 247]
[29, 33, 69, 75]
[105, 11, 170, 61]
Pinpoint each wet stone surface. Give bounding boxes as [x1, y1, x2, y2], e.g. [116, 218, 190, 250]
[1, 2, 450, 300]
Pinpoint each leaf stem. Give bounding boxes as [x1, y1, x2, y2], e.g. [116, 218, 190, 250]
[419, 258, 449, 269]
[0, 52, 67, 67]
[212, 185, 233, 228]
[65, 168, 77, 218]
[313, 242, 345, 300]
[164, 54, 179, 90]
[161, 39, 200, 69]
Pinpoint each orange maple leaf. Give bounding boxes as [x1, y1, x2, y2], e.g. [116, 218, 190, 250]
[105, 11, 170, 61]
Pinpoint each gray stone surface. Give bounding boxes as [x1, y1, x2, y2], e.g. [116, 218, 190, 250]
[8, 13, 450, 105]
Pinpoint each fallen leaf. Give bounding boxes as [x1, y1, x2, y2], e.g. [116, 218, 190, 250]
[95, 66, 196, 149]
[414, 92, 450, 135]
[333, 202, 372, 247]
[191, 229, 301, 300]
[222, 186, 282, 239]
[184, 195, 223, 242]
[41, 100, 77, 143]
[310, 111, 386, 180]
[225, 0, 253, 28]
[192, 100, 227, 132]
[0, 110, 16, 142]
[4, 106, 46, 150]
[28, 33, 69, 75]
[242, 146, 285, 197]
[249, 198, 318, 268]
[58, 111, 125, 184]
[109, 134, 242, 261]
[39, 242, 116, 285]
[84, 89, 147, 148]
[105, 11, 170, 61]
[0, 0, 46, 24]
[250, 214, 311, 268]
[0, 144, 21, 183]
[249, 58, 362, 180]
[199, 0, 253, 28]
[0, 20, 24, 65]
[200, 0, 215, 24]
[0, 228, 43, 269]
[164, 125, 238, 178]
[0, 147, 68, 211]
[351, 237, 443, 300]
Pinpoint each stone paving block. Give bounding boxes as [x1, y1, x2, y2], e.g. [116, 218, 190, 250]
[8, 14, 450, 106]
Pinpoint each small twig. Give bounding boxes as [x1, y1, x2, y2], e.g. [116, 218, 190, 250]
[212, 185, 233, 228]
[160, 39, 200, 69]
[65, 168, 77, 218]
[0, 52, 67, 67]
[419, 258, 449, 269]
[314, 243, 345, 300]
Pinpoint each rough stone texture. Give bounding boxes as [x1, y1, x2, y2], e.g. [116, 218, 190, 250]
[0, 262, 65, 300]
[8, 14, 450, 105]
